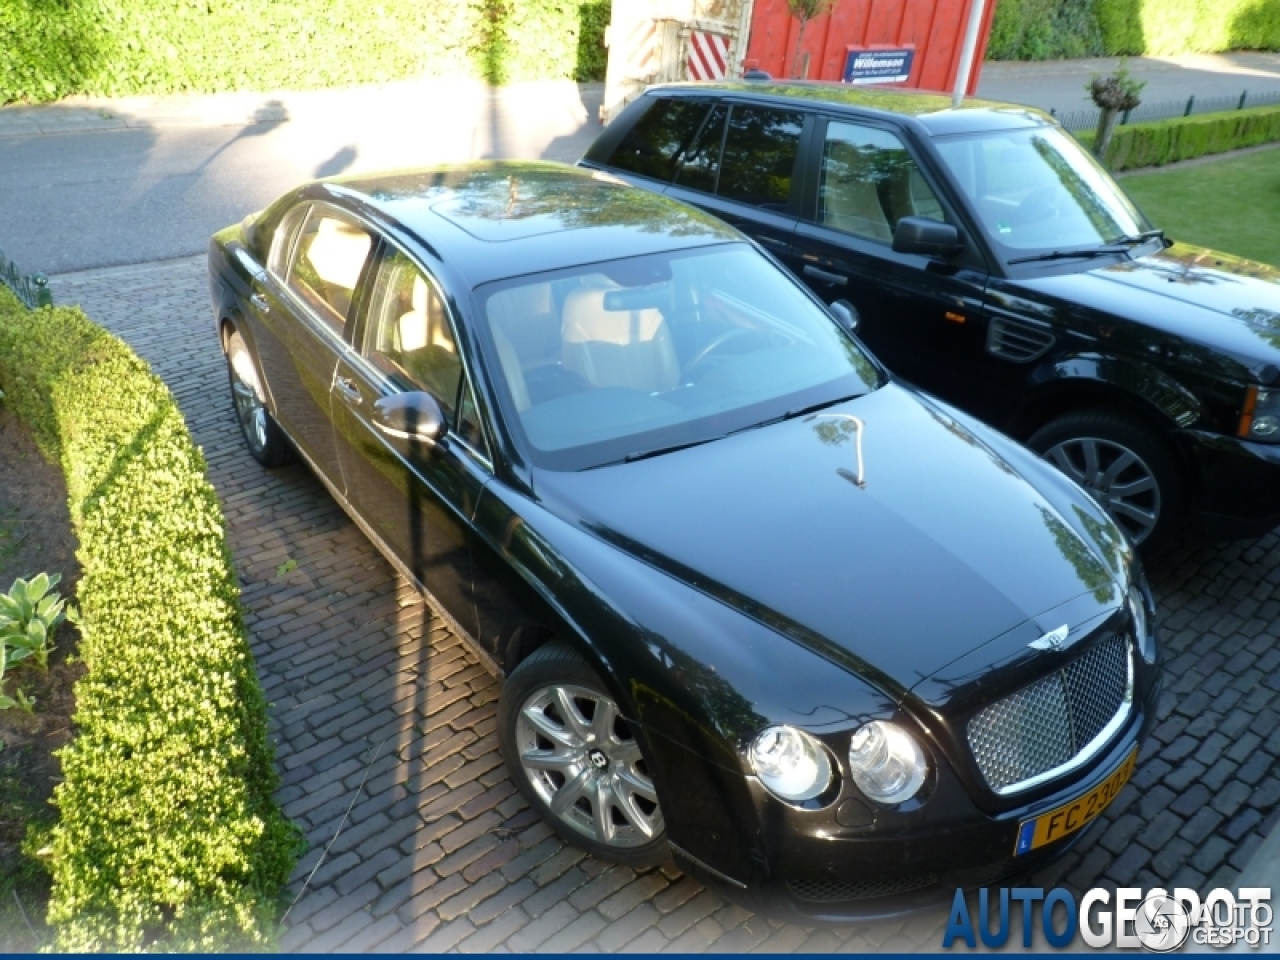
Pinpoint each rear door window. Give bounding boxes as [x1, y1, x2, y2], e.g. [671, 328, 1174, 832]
[716, 105, 805, 210]
[605, 98, 710, 183]
[287, 208, 373, 332]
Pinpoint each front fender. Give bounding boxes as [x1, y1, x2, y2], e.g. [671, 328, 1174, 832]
[1029, 352, 1201, 428]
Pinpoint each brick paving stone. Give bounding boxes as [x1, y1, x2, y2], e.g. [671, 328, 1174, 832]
[52, 255, 1280, 953]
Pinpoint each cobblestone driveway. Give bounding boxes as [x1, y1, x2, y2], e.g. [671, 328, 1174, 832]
[52, 255, 1280, 952]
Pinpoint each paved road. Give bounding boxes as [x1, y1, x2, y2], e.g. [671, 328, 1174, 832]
[0, 81, 606, 276]
[4, 52, 1280, 278]
[47, 254, 1280, 952]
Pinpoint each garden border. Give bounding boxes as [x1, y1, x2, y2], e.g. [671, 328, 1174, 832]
[0, 288, 297, 950]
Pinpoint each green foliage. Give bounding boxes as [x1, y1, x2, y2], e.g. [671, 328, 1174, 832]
[0, 289, 300, 950]
[1087, 63, 1145, 111]
[1077, 103, 1280, 170]
[0, 572, 72, 675]
[0, 0, 611, 104]
[990, 0, 1280, 59]
[988, 0, 1105, 60]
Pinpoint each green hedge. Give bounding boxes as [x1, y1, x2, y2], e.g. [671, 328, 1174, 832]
[0, 288, 298, 950]
[988, 0, 1280, 59]
[0, 0, 609, 104]
[1077, 103, 1280, 170]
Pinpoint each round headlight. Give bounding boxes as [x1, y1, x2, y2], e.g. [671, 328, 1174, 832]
[1128, 584, 1155, 663]
[848, 720, 926, 805]
[749, 725, 833, 803]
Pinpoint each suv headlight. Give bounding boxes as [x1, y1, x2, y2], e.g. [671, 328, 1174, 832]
[1240, 386, 1280, 442]
[749, 725, 833, 804]
[848, 720, 927, 804]
[1128, 583, 1156, 664]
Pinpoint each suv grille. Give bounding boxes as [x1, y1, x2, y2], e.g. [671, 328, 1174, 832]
[987, 316, 1056, 362]
[967, 634, 1132, 794]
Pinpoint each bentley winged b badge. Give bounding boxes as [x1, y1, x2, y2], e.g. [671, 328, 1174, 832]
[1029, 624, 1071, 652]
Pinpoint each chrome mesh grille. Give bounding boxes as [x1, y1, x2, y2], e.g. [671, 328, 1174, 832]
[968, 635, 1130, 793]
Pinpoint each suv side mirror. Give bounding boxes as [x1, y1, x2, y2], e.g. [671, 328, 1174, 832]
[829, 299, 859, 334]
[373, 391, 445, 443]
[893, 216, 965, 257]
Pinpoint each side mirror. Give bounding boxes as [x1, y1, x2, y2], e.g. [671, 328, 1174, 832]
[893, 216, 965, 257]
[373, 391, 445, 443]
[829, 299, 859, 334]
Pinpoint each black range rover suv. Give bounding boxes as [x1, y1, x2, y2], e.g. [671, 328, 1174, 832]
[582, 82, 1280, 554]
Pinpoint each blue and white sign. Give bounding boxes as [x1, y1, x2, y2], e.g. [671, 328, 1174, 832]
[843, 47, 914, 85]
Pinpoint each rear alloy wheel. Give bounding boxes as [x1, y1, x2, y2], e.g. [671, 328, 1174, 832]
[499, 644, 668, 866]
[226, 329, 294, 468]
[1028, 409, 1184, 555]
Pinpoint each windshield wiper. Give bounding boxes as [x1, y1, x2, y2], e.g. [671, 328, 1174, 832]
[1008, 247, 1127, 265]
[584, 435, 723, 469]
[726, 393, 863, 436]
[1107, 228, 1166, 246]
[1009, 229, 1167, 265]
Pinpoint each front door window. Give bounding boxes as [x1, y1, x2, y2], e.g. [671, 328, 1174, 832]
[818, 121, 946, 244]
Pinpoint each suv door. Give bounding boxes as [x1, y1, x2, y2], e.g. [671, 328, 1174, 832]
[331, 244, 492, 645]
[793, 117, 991, 397]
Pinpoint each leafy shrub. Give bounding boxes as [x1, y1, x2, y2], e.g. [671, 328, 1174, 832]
[990, 0, 1280, 60]
[0, 0, 611, 104]
[988, 0, 1105, 60]
[1076, 103, 1280, 170]
[0, 288, 298, 950]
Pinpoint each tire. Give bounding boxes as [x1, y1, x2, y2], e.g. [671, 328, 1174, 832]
[226, 329, 295, 468]
[498, 643, 669, 867]
[1027, 408, 1185, 556]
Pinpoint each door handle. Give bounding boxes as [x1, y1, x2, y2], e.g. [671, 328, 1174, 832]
[334, 376, 362, 405]
[803, 264, 848, 286]
[250, 292, 270, 313]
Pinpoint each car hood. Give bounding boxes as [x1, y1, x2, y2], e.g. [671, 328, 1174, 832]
[1018, 243, 1280, 379]
[533, 383, 1125, 703]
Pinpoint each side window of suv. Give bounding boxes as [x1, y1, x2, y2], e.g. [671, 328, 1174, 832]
[717, 106, 805, 210]
[817, 120, 945, 243]
[605, 98, 710, 183]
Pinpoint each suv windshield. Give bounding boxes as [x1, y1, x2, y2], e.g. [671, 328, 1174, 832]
[474, 243, 880, 470]
[933, 126, 1151, 260]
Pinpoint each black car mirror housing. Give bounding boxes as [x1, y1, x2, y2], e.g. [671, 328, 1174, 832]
[893, 216, 965, 258]
[373, 391, 445, 443]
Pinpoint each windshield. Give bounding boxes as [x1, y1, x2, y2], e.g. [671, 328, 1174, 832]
[474, 243, 881, 470]
[933, 126, 1150, 259]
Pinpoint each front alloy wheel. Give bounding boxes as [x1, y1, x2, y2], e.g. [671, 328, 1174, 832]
[1029, 409, 1184, 555]
[499, 644, 667, 866]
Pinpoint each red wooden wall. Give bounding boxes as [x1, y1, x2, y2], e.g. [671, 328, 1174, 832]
[744, 0, 996, 95]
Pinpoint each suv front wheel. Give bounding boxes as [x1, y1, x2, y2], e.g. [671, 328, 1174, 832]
[1028, 409, 1185, 555]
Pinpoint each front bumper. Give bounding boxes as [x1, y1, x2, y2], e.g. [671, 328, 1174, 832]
[1181, 429, 1280, 540]
[656, 664, 1160, 924]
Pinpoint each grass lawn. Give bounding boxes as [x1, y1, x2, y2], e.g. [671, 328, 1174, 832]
[1120, 147, 1280, 267]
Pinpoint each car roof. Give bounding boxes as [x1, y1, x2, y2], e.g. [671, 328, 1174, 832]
[645, 80, 1055, 136]
[308, 161, 744, 287]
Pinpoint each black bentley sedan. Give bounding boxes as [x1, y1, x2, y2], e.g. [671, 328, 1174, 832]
[582, 82, 1280, 555]
[207, 162, 1158, 919]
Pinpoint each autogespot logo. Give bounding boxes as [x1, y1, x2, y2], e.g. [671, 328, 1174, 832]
[942, 886, 1273, 950]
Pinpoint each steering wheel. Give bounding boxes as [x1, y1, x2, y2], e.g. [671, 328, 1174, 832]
[685, 328, 756, 377]
[1013, 186, 1061, 225]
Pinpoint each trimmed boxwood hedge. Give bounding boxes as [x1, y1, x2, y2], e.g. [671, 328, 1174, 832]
[988, 0, 1280, 60]
[0, 288, 298, 951]
[1077, 103, 1280, 171]
[0, 0, 609, 104]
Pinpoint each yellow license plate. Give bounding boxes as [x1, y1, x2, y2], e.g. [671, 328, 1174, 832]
[1014, 747, 1137, 856]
